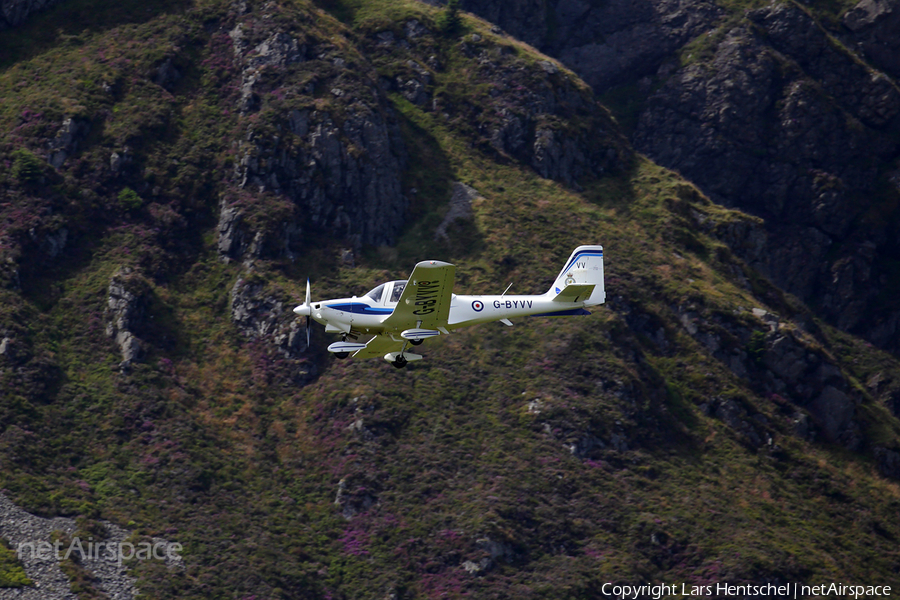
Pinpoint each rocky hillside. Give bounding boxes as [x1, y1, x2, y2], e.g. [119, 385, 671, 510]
[2, 0, 900, 598]
[459, 0, 900, 357]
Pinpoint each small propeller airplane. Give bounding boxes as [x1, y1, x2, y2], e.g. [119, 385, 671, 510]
[293, 245, 605, 368]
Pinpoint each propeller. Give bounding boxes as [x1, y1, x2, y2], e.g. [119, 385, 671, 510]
[305, 278, 311, 347]
[292, 278, 312, 347]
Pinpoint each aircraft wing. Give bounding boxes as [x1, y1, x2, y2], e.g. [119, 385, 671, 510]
[352, 335, 403, 359]
[382, 260, 456, 330]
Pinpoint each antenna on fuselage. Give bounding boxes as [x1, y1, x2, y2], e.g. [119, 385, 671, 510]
[501, 282, 513, 296]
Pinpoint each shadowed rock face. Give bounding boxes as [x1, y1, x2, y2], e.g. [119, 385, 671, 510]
[366, 18, 629, 189]
[844, 0, 900, 79]
[0, 0, 64, 28]
[462, 0, 900, 354]
[460, 0, 721, 90]
[549, 0, 722, 92]
[634, 21, 896, 275]
[631, 4, 900, 350]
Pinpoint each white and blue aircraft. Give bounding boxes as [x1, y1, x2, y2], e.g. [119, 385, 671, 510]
[293, 245, 605, 368]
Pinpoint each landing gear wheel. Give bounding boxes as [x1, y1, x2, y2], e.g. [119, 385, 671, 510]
[392, 356, 408, 369]
[410, 339, 423, 346]
[335, 352, 350, 360]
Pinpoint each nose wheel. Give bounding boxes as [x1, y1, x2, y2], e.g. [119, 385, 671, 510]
[391, 355, 408, 369]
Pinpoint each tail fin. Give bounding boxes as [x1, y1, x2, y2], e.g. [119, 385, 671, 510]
[549, 246, 605, 306]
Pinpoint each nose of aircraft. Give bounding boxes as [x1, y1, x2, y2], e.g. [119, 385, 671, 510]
[293, 279, 312, 317]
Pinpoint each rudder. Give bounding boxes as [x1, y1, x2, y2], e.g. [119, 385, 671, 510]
[549, 246, 605, 306]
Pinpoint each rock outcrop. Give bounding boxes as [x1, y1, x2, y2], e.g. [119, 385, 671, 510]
[434, 182, 478, 242]
[366, 20, 628, 189]
[613, 294, 864, 450]
[28, 225, 68, 258]
[230, 276, 306, 359]
[333, 476, 377, 520]
[875, 446, 900, 479]
[217, 5, 408, 258]
[230, 107, 407, 249]
[216, 202, 246, 261]
[105, 268, 147, 371]
[462, 536, 513, 576]
[475, 46, 628, 186]
[47, 117, 90, 169]
[843, 0, 900, 79]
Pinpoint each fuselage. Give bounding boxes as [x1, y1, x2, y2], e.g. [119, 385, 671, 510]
[310, 281, 590, 337]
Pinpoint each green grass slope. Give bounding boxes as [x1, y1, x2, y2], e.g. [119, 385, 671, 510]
[1, 0, 899, 598]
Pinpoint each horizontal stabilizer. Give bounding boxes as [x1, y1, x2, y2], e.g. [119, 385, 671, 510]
[327, 341, 367, 354]
[400, 328, 441, 341]
[553, 283, 595, 303]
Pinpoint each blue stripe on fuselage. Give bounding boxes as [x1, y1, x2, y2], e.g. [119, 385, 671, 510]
[530, 308, 591, 317]
[326, 303, 393, 315]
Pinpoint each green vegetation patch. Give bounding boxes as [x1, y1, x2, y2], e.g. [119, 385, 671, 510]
[0, 541, 32, 588]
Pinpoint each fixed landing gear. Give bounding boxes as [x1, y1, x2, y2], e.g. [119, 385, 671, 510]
[410, 339, 423, 346]
[384, 349, 421, 368]
[327, 338, 365, 358]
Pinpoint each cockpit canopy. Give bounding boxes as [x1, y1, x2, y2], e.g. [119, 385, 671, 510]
[364, 280, 407, 305]
[365, 283, 386, 302]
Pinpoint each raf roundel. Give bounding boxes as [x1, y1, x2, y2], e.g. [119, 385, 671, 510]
[472, 300, 484, 312]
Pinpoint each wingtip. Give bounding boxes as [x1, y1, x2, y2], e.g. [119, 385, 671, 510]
[415, 260, 455, 268]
